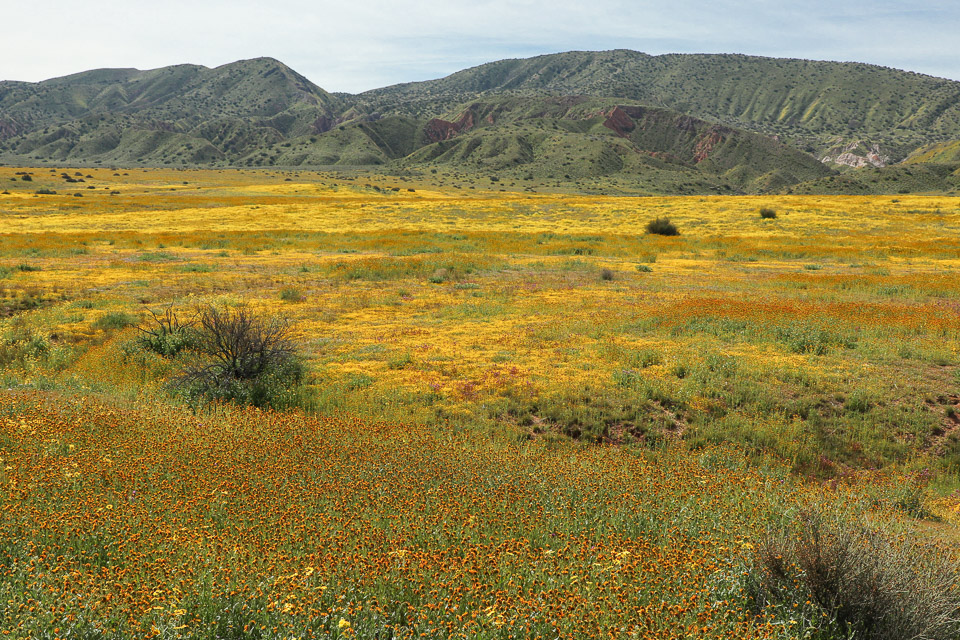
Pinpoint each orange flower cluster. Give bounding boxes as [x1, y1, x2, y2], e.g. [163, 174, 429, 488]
[1, 391, 812, 639]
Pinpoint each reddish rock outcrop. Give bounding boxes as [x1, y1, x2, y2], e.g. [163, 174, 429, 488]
[0, 120, 23, 139]
[692, 128, 725, 164]
[602, 106, 637, 137]
[424, 109, 477, 143]
[312, 115, 334, 133]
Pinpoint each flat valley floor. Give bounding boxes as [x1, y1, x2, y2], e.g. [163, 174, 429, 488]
[2, 167, 960, 639]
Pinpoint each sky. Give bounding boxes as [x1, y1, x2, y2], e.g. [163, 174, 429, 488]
[3, 0, 959, 93]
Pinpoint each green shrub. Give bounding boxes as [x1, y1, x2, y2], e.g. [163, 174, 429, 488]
[0, 326, 49, 367]
[179, 263, 215, 273]
[429, 268, 452, 283]
[92, 312, 137, 330]
[843, 389, 873, 414]
[759, 208, 777, 219]
[387, 352, 414, 370]
[646, 217, 679, 236]
[138, 251, 177, 262]
[279, 286, 304, 303]
[599, 267, 615, 281]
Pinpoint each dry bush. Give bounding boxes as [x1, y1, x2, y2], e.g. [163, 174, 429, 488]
[170, 303, 306, 409]
[136, 305, 197, 357]
[748, 508, 960, 639]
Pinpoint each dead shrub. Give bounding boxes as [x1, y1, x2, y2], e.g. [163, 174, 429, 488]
[171, 303, 306, 410]
[136, 305, 197, 357]
[747, 508, 960, 639]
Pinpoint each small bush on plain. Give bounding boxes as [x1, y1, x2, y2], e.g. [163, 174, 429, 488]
[92, 312, 137, 330]
[646, 217, 679, 236]
[279, 286, 304, 302]
[0, 325, 49, 367]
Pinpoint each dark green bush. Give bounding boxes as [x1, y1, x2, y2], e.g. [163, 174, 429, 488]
[759, 208, 777, 219]
[92, 312, 137, 330]
[646, 217, 679, 236]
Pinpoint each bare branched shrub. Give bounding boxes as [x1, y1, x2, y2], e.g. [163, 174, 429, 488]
[748, 508, 960, 639]
[171, 304, 306, 409]
[136, 305, 197, 357]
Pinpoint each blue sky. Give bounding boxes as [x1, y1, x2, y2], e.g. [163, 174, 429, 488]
[3, 0, 958, 92]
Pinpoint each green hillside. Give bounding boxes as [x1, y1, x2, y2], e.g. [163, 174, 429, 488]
[392, 97, 832, 193]
[904, 140, 960, 164]
[0, 58, 339, 165]
[354, 50, 960, 160]
[238, 96, 832, 193]
[0, 58, 338, 125]
[790, 162, 960, 195]
[1, 50, 960, 193]
[244, 117, 430, 167]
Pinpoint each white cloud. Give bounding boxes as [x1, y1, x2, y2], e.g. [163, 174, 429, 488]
[2, 0, 958, 91]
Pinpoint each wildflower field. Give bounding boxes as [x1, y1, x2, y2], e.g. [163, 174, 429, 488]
[2, 167, 960, 639]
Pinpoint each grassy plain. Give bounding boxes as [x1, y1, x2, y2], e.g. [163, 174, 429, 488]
[2, 167, 960, 638]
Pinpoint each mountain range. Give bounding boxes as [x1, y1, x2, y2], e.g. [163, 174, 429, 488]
[2, 50, 959, 195]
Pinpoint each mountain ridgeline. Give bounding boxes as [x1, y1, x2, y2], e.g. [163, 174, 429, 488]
[2, 50, 959, 194]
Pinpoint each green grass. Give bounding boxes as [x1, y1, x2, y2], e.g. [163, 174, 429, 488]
[92, 312, 138, 330]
